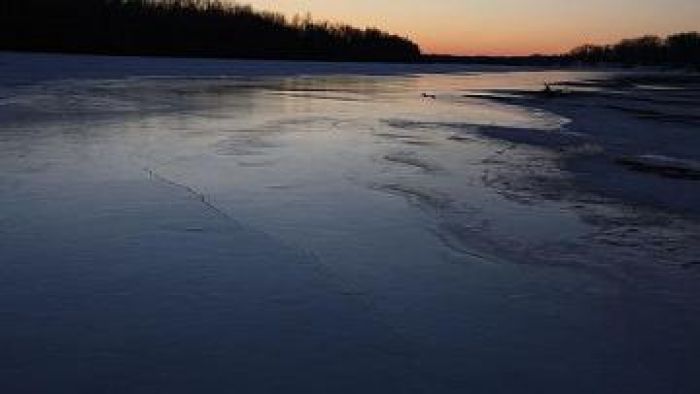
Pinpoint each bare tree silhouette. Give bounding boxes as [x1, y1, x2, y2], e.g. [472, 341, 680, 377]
[0, 0, 421, 61]
[569, 32, 700, 67]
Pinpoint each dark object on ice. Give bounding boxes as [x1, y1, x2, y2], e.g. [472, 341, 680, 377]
[539, 83, 567, 98]
[543, 83, 554, 93]
[422, 93, 437, 99]
[616, 154, 700, 180]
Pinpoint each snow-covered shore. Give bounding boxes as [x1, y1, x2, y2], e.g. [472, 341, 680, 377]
[461, 73, 700, 215]
[0, 51, 498, 85]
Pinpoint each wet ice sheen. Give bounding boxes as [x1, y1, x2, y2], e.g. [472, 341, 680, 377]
[1, 53, 699, 393]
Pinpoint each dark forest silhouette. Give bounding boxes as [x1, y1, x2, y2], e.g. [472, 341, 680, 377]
[568, 32, 700, 67]
[0, 0, 421, 61]
[425, 33, 700, 68]
[1, 0, 698, 67]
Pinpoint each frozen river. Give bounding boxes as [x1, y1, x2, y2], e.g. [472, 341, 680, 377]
[1, 53, 699, 393]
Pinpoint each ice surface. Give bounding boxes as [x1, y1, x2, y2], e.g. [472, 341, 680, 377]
[617, 154, 700, 179]
[1, 53, 699, 393]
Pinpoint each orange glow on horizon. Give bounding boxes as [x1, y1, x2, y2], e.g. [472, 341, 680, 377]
[241, 1, 700, 56]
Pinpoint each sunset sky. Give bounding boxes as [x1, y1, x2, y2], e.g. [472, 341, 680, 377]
[243, 0, 700, 55]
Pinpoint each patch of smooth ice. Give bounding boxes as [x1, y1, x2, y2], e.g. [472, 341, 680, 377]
[475, 125, 586, 149]
[617, 154, 700, 180]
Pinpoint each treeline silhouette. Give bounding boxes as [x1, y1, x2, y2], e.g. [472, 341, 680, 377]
[422, 54, 565, 66]
[424, 33, 700, 68]
[0, 0, 420, 61]
[568, 32, 700, 67]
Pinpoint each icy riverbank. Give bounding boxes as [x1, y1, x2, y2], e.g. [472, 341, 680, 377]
[1, 53, 699, 393]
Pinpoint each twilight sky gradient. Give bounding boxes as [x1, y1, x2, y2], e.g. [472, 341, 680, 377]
[243, 0, 700, 55]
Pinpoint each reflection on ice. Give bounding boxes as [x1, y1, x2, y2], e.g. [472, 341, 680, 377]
[2, 54, 700, 393]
